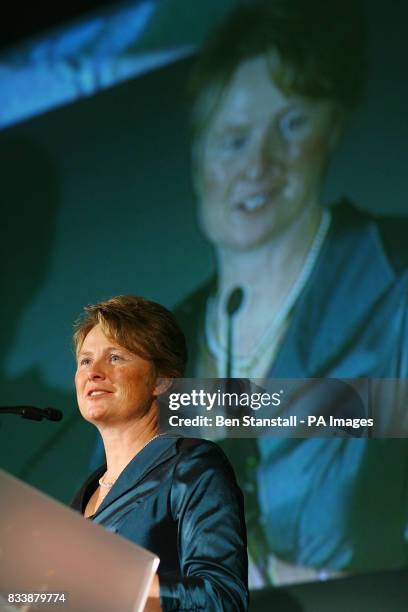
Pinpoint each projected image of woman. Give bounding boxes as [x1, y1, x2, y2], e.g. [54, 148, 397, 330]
[175, 0, 408, 586]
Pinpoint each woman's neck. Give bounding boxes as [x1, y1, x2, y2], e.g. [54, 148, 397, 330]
[97, 409, 159, 481]
[212, 205, 324, 353]
[217, 205, 322, 296]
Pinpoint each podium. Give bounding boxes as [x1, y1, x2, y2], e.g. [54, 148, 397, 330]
[0, 469, 159, 612]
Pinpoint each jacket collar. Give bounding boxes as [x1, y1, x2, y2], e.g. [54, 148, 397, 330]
[92, 434, 181, 517]
[271, 204, 395, 377]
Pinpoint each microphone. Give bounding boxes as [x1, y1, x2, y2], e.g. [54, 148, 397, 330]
[225, 287, 244, 378]
[0, 406, 63, 422]
[42, 408, 63, 421]
[226, 287, 244, 318]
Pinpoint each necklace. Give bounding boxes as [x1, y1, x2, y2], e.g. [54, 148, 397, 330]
[98, 474, 116, 488]
[98, 433, 165, 490]
[206, 209, 331, 377]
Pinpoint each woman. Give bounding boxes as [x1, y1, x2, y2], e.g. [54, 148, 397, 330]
[175, 0, 408, 588]
[71, 295, 248, 611]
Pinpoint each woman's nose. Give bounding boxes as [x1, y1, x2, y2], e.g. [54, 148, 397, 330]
[87, 360, 106, 380]
[245, 135, 279, 181]
[245, 132, 283, 182]
[246, 152, 267, 181]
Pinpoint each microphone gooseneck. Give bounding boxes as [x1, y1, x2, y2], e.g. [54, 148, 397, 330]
[225, 286, 245, 378]
[0, 405, 63, 422]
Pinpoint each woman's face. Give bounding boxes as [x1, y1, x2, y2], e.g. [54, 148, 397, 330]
[75, 324, 158, 425]
[194, 55, 341, 251]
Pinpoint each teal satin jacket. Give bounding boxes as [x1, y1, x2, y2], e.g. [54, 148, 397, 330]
[72, 436, 249, 611]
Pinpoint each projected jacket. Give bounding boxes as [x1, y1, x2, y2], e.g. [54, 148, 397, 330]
[174, 201, 408, 576]
[72, 435, 248, 611]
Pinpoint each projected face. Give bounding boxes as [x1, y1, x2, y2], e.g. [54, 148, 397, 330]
[75, 324, 157, 425]
[194, 55, 340, 251]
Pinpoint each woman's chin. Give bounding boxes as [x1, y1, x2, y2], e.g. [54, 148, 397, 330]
[81, 404, 109, 423]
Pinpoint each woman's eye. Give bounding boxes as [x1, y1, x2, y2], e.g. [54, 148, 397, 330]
[218, 133, 249, 154]
[110, 353, 122, 362]
[279, 110, 309, 138]
[79, 357, 91, 366]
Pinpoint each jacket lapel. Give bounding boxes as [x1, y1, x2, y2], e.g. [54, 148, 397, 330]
[93, 435, 180, 517]
[271, 207, 395, 378]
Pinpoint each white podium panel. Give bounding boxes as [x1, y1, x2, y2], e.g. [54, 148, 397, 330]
[0, 469, 159, 612]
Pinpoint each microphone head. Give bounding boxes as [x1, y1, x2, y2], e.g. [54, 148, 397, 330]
[44, 407, 63, 421]
[226, 287, 244, 317]
[21, 406, 44, 421]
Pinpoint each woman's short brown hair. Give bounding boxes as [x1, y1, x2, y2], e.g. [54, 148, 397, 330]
[190, 0, 367, 139]
[73, 295, 187, 378]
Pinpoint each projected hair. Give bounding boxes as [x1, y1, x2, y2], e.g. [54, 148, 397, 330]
[190, 0, 367, 138]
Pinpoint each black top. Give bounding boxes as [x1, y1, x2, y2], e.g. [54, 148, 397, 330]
[72, 435, 248, 611]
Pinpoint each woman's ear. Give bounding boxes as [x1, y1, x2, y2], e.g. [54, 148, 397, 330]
[153, 377, 174, 397]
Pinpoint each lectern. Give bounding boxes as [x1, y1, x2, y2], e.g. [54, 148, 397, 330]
[0, 469, 159, 612]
